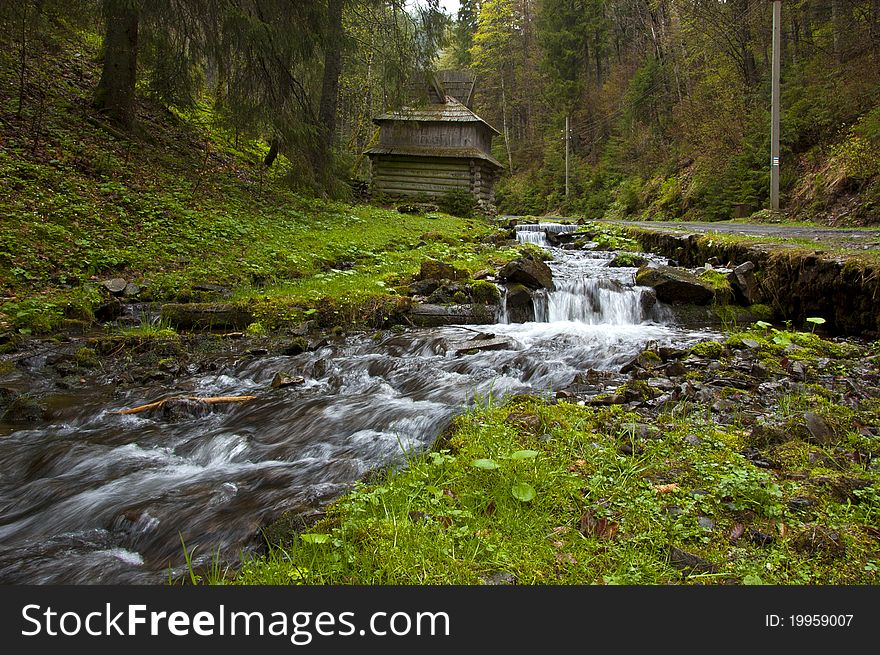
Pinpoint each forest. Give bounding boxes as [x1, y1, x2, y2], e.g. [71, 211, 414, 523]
[0, 0, 879, 601]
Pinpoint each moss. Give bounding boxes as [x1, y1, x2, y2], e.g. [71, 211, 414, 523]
[74, 347, 99, 368]
[689, 341, 725, 359]
[469, 280, 500, 304]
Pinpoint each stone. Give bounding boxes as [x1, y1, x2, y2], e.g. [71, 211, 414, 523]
[408, 303, 496, 327]
[480, 571, 517, 585]
[729, 261, 763, 304]
[446, 336, 512, 354]
[101, 278, 127, 295]
[698, 516, 716, 530]
[123, 283, 142, 297]
[271, 372, 305, 389]
[499, 252, 554, 290]
[503, 283, 535, 323]
[742, 339, 761, 349]
[160, 303, 254, 330]
[634, 265, 714, 305]
[803, 411, 834, 445]
[409, 278, 440, 297]
[639, 288, 657, 318]
[281, 337, 309, 356]
[1, 395, 47, 423]
[668, 546, 716, 574]
[418, 259, 468, 282]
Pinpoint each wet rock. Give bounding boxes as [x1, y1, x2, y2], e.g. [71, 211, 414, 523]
[271, 372, 305, 389]
[503, 283, 535, 323]
[658, 346, 686, 361]
[281, 337, 309, 356]
[790, 361, 807, 381]
[618, 442, 644, 456]
[101, 278, 128, 296]
[741, 339, 761, 350]
[408, 303, 496, 327]
[1, 395, 47, 423]
[728, 261, 763, 304]
[639, 288, 658, 318]
[94, 298, 123, 322]
[447, 336, 512, 354]
[668, 546, 717, 574]
[803, 411, 834, 445]
[792, 525, 844, 558]
[634, 265, 714, 305]
[750, 362, 768, 378]
[499, 252, 553, 290]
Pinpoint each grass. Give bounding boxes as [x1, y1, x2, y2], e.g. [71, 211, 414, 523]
[0, 22, 519, 336]
[233, 329, 880, 585]
[235, 399, 878, 585]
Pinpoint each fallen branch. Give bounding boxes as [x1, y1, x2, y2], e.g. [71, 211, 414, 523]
[114, 395, 257, 415]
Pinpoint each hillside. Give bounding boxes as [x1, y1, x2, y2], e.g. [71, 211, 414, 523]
[0, 20, 505, 340]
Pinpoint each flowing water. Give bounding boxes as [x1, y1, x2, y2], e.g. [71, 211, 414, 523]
[0, 222, 715, 584]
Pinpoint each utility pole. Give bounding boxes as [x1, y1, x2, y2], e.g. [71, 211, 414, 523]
[770, 0, 782, 211]
[565, 115, 570, 198]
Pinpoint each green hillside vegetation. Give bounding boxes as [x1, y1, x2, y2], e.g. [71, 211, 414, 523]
[0, 18, 509, 337]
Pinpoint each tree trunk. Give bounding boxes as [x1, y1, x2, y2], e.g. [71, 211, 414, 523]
[312, 0, 345, 189]
[264, 137, 280, 168]
[94, 0, 139, 130]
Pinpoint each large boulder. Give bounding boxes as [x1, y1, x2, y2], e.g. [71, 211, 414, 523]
[635, 265, 714, 305]
[499, 252, 553, 290]
[503, 283, 535, 323]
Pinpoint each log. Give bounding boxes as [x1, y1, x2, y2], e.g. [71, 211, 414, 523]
[114, 395, 257, 415]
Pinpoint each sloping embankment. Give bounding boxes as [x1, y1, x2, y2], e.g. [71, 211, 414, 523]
[626, 228, 880, 337]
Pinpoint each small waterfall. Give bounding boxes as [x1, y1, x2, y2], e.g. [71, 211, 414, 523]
[515, 222, 580, 247]
[509, 222, 661, 326]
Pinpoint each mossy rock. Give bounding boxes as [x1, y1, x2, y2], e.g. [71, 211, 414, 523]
[74, 347, 99, 368]
[689, 341, 725, 358]
[469, 280, 501, 304]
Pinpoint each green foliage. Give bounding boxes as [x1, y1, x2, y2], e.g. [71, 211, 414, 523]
[438, 189, 478, 218]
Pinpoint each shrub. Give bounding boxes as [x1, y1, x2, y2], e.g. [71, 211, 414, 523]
[439, 189, 478, 218]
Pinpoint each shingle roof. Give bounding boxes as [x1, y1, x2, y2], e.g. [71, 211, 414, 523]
[364, 144, 503, 169]
[373, 97, 501, 135]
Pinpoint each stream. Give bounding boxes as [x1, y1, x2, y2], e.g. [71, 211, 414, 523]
[0, 222, 717, 584]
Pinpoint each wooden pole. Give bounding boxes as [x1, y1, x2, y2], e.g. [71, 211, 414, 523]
[770, 0, 782, 211]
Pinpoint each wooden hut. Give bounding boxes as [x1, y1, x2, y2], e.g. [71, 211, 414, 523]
[364, 72, 503, 210]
